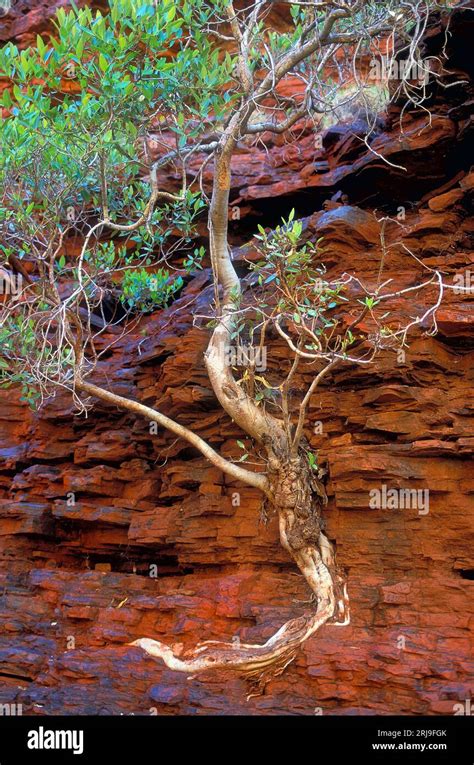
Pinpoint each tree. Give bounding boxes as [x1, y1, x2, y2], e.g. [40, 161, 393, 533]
[0, 0, 456, 688]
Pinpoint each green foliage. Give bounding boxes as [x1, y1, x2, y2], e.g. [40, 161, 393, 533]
[0, 0, 235, 405]
[183, 245, 205, 272]
[248, 211, 359, 363]
[361, 295, 380, 310]
[252, 211, 346, 331]
[0, 0, 444, 410]
[236, 439, 249, 462]
[120, 267, 183, 312]
[307, 451, 318, 472]
[0, 0, 233, 227]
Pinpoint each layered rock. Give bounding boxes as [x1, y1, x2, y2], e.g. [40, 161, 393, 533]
[0, 2, 473, 715]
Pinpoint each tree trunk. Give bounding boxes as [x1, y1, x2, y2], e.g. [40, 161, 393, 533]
[75, 144, 350, 687]
[130, 449, 349, 692]
[130, 137, 349, 690]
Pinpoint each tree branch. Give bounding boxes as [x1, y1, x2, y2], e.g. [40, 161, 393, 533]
[75, 378, 269, 493]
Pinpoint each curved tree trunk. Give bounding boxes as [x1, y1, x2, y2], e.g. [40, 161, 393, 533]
[204, 139, 285, 448]
[130, 129, 350, 690]
[131, 452, 349, 691]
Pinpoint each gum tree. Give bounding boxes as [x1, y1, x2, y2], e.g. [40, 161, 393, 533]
[0, 0, 453, 686]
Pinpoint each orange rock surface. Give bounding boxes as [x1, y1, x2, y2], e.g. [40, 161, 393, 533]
[0, 1, 472, 715]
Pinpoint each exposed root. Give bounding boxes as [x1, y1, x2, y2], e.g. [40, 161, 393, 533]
[130, 455, 350, 691]
[245, 649, 297, 700]
[130, 536, 349, 688]
[130, 585, 336, 674]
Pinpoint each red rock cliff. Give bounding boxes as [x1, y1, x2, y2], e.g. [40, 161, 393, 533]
[0, 1, 473, 715]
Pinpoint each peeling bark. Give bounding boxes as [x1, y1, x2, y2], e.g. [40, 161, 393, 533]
[131, 451, 349, 691]
[130, 124, 350, 689]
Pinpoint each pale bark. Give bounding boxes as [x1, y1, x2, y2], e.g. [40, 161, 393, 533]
[128, 43, 352, 687]
[204, 135, 285, 449]
[81, 7, 383, 685]
[76, 379, 268, 493]
[131, 526, 347, 687]
[131, 450, 349, 686]
[2, 0, 444, 691]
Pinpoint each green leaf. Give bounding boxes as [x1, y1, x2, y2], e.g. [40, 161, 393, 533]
[98, 53, 108, 73]
[166, 5, 176, 22]
[76, 37, 85, 60]
[125, 121, 138, 138]
[2, 89, 12, 109]
[264, 273, 277, 284]
[36, 35, 46, 59]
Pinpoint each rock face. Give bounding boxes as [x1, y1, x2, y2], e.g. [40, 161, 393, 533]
[0, 0, 107, 45]
[0, 2, 473, 715]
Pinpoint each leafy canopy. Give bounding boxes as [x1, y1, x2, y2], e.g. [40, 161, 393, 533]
[0, 0, 453, 406]
[0, 0, 236, 402]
